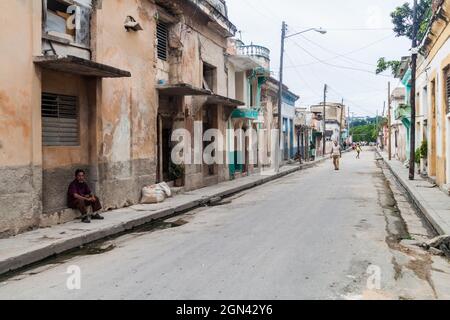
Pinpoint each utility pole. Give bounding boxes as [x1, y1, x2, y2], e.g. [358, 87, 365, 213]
[381, 102, 386, 149]
[348, 107, 351, 144]
[323, 84, 327, 157]
[277, 21, 287, 171]
[409, 0, 418, 180]
[339, 98, 344, 146]
[376, 109, 379, 146]
[388, 81, 392, 160]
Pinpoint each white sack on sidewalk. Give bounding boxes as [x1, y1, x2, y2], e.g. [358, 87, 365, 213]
[158, 182, 172, 198]
[141, 185, 166, 204]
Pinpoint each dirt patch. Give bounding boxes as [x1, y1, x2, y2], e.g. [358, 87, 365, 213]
[374, 157, 438, 298]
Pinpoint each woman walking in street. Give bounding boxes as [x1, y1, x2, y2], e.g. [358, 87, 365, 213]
[356, 143, 362, 159]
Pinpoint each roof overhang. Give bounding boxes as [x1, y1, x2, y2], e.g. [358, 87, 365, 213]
[206, 94, 245, 107]
[157, 83, 212, 96]
[231, 108, 259, 120]
[34, 55, 131, 78]
[228, 55, 261, 71]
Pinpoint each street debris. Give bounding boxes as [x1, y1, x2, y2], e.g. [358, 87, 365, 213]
[141, 182, 173, 204]
[423, 235, 450, 258]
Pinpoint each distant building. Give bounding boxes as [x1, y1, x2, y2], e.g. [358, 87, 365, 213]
[310, 102, 346, 153]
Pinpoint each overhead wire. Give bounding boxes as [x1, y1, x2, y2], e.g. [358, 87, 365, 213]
[287, 38, 393, 78]
[284, 33, 395, 68]
[284, 51, 323, 98]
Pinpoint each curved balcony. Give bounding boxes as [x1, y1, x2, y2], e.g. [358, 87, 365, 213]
[237, 44, 270, 60]
[236, 44, 270, 71]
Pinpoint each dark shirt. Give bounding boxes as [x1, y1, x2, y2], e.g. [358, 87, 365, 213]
[67, 180, 92, 205]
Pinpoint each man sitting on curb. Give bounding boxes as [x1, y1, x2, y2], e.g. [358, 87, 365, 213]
[68, 169, 104, 223]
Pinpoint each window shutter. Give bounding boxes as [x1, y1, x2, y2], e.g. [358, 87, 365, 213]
[157, 21, 169, 61]
[42, 93, 79, 146]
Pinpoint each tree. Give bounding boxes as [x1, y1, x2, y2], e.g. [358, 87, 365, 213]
[376, 0, 432, 75]
[376, 58, 402, 75]
[350, 117, 387, 143]
[391, 0, 432, 41]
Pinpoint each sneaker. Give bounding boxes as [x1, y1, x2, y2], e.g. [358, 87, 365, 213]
[82, 216, 91, 223]
[92, 213, 104, 220]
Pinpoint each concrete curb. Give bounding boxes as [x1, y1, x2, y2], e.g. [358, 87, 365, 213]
[0, 157, 329, 276]
[376, 150, 450, 236]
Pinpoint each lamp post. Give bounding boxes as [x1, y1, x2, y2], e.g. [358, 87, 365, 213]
[277, 23, 327, 170]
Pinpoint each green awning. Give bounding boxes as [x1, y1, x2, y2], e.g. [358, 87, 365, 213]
[231, 108, 259, 120]
[312, 131, 323, 139]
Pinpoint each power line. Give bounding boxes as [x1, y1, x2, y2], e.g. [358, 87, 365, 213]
[284, 33, 394, 68]
[297, 34, 377, 67]
[287, 38, 393, 78]
[327, 85, 378, 116]
[322, 27, 393, 31]
[284, 52, 323, 97]
[240, 0, 282, 26]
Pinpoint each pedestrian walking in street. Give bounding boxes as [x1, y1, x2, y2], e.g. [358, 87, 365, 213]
[67, 169, 104, 223]
[310, 141, 316, 161]
[330, 140, 342, 171]
[356, 143, 362, 159]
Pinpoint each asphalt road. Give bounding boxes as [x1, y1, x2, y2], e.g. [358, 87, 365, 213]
[1, 149, 449, 300]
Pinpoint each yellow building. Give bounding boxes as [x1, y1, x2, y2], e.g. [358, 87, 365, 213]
[416, 0, 450, 191]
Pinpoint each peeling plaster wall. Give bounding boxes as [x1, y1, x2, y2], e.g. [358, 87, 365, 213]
[0, 0, 42, 237]
[0, 0, 234, 236]
[92, 0, 158, 210]
[157, 0, 231, 191]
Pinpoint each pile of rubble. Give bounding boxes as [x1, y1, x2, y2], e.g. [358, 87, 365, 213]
[421, 235, 450, 257]
[401, 235, 450, 257]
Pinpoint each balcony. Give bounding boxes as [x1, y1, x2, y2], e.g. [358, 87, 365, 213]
[229, 44, 270, 72]
[395, 104, 411, 121]
[237, 44, 270, 61]
[37, 0, 130, 78]
[187, 0, 237, 37]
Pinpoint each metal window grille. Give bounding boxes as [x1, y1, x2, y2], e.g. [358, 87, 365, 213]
[446, 72, 450, 114]
[42, 93, 79, 146]
[157, 21, 168, 61]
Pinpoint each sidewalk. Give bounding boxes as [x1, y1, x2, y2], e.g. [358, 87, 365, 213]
[377, 150, 450, 236]
[0, 158, 326, 275]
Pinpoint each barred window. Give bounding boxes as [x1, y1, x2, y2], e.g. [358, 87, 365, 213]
[42, 93, 79, 146]
[156, 21, 169, 61]
[446, 70, 450, 114]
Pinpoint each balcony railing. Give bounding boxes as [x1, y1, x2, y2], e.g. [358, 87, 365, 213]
[205, 0, 228, 17]
[237, 44, 270, 60]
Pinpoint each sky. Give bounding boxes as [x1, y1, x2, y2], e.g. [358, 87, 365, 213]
[226, 0, 412, 117]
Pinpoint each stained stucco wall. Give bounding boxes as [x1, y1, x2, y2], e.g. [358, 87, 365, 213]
[92, 0, 159, 209]
[0, 0, 42, 237]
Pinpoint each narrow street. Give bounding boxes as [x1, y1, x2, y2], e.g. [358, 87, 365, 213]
[1, 149, 449, 300]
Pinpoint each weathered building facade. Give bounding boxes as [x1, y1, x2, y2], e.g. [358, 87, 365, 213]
[0, 0, 243, 237]
[388, 87, 409, 163]
[415, 0, 450, 189]
[227, 40, 271, 178]
[310, 102, 346, 154]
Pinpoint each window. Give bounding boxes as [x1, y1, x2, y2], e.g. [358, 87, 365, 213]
[203, 63, 217, 92]
[42, 93, 79, 146]
[157, 21, 169, 61]
[44, 0, 91, 46]
[446, 68, 450, 114]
